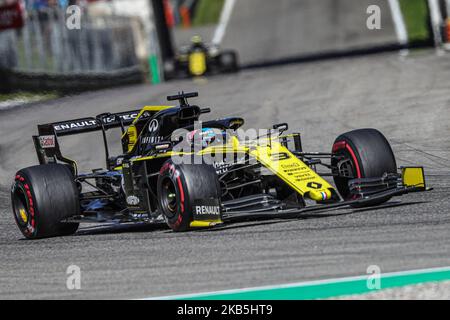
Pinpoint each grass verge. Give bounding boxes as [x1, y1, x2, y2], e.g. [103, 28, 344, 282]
[192, 0, 225, 26]
[0, 91, 58, 109]
[399, 0, 431, 42]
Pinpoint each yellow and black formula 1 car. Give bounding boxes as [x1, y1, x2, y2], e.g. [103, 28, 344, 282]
[164, 37, 239, 79]
[11, 92, 429, 239]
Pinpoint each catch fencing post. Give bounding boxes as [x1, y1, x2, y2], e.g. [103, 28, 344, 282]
[22, 12, 32, 70]
[149, 0, 175, 83]
[387, 0, 409, 55]
[428, 0, 444, 52]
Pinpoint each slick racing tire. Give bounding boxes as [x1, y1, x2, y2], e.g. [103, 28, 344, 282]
[157, 159, 221, 232]
[219, 50, 239, 73]
[331, 128, 397, 207]
[11, 164, 80, 239]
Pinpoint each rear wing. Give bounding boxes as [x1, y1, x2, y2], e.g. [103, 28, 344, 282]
[33, 109, 153, 174]
[42, 109, 146, 137]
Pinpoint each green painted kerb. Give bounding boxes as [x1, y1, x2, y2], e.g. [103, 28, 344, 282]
[180, 268, 450, 300]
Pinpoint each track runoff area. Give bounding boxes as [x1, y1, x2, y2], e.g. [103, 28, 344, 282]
[144, 267, 450, 317]
[147, 266, 450, 300]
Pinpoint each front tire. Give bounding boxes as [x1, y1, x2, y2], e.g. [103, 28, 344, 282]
[157, 159, 221, 232]
[11, 164, 80, 239]
[332, 128, 397, 206]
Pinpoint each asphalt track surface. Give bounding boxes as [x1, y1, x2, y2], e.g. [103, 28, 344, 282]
[0, 51, 450, 299]
[222, 0, 397, 65]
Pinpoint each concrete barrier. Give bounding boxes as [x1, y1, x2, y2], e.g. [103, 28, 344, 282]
[0, 66, 145, 94]
[221, 0, 400, 66]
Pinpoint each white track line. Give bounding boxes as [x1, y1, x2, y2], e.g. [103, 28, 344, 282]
[212, 0, 236, 45]
[141, 266, 450, 300]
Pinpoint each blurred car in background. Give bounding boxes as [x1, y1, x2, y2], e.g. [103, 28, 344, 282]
[164, 35, 239, 79]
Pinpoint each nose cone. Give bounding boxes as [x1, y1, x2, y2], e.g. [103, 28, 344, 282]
[308, 189, 332, 201]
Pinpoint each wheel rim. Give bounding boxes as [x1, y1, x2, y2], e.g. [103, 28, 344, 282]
[12, 186, 30, 227]
[160, 177, 178, 218]
[338, 156, 355, 178]
[333, 149, 358, 199]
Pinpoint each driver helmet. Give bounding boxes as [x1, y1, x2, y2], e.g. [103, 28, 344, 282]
[191, 35, 203, 44]
[187, 128, 224, 148]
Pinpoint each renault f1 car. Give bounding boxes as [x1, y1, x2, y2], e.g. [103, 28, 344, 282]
[11, 92, 429, 239]
[164, 36, 239, 79]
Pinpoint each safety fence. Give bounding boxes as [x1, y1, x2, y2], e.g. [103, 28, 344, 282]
[0, 3, 147, 93]
[1, 6, 138, 73]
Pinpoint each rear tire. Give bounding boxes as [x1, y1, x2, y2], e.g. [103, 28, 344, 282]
[331, 128, 397, 206]
[157, 159, 221, 232]
[11, 164, 80, 239]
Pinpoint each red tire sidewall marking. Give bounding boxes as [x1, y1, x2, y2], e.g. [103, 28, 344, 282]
[14, 174, 37, 236]
[161, 162, 186, 229]
[176, 176, 185, 213]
